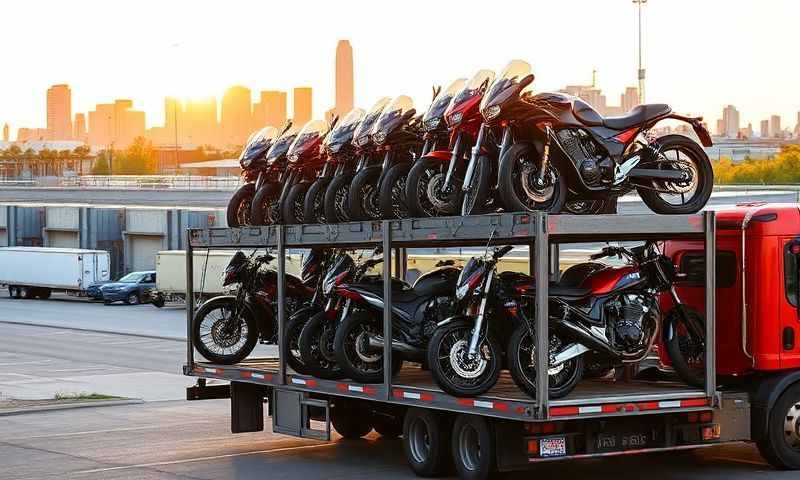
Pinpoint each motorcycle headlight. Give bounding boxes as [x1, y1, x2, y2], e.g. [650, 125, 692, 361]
[448, 111, 463, 126]
[241, 158, 252, 168]
[455, 282, 470, 301]
[483, 105, 501, 121]
[424, 117, 442, 131]
[355, 135, 370, 147]
[288, 153, 299, 163]
[373, 130, 387, 145]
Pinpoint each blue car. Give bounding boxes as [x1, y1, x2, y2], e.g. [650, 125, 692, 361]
[100, 271, 156, 305]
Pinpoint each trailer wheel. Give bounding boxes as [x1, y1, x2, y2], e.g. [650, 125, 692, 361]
[8, 286, 19, 298]
[372, 411, 404, 438]
[332, 399, 373, 439]
[152, 294, 165, 308]
[757, 383, 800, 469]
[403, 408, 452, 477]
[34, 288, 51, 299]
[451, 414, 498, 480]
[20, 286, 34, 299]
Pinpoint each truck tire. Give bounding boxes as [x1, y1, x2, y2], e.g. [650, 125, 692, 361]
[332, 399, 373, 439]
[34, 288, 51, 299]
[372, 411, 404, 438]
[152, 294, 165, 308]
[20, 286, 34, 299]
[756, 383, 800, 469]
[403, 408, 453, 477]
[8, 286, 19, 298]
[451, 414, 498, 480]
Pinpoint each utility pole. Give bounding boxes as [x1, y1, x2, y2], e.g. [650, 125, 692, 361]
[107, 115, 113, 176]
[173, 99, 179, 174]
[633, 0, 647, 104]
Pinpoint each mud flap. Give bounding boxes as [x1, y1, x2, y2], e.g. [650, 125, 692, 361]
[231, 381, 269, 433]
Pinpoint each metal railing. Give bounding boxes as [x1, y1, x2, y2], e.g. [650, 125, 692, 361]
[58, 175, 242, 190]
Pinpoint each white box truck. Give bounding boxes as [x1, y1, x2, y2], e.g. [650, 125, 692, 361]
[0, 247, 111, 299]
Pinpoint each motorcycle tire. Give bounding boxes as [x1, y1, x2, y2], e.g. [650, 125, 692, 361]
[283, 308, 318, 375]
[378, 162, 412, 219]
[664, 306, 706, 388]
[348, 166, 382, 221]
[497, 142, 566, 214]
[281, 182, 310, 225]
[427, 320, 501, 397]
[226, 183, 256, 227]
[303, 177, 332, 224]
[406, 157, 462, 217]
[636, 135, 713, 214]
[192, 298, 258, 365]
[298, 311, 346, 380]
[335, 310, 403, 384]
[460, 155, 492, 216]
[507, 323, 583, 400]
[250, 181, 281, 225]
[324, 172, 355, 223]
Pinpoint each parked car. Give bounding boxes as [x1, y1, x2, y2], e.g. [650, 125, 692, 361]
[100, 271, 156, 305]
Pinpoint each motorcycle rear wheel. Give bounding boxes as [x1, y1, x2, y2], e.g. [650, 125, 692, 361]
[427, 320, 501, 397]
[335, 311, 403, 383]
[497, 143, 566, 214]
[507, 323, 583, 399]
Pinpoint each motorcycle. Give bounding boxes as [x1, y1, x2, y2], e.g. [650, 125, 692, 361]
[332, 259, 460, 383]
[407, 70, 495, 217]
[475, 59, 714, 216]
[226, 126, 280, 227]
[297, 248, 384, 379]
[279, 119, 331, 225]
[303, 108, 365, 224]
[250, 122, 300, 225]
[343, 97, 392, 221]
[191, 249, 319, 365]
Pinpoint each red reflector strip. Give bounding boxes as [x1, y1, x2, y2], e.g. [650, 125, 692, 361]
[336, 384, 376, 395]
[427, 233, 437, 240]
[550, 397, 711, 417]
[681, 398, 710, 408]
[392, 390, 434, 401]
[290, 377, 317, 387]
[201, 367, 222, 375]
[457, 399, 509, 411]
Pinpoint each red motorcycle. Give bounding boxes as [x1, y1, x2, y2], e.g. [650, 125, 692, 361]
[279, 120, 331, 225]
[251, 122, 299, 225]
[406, 70, 495, 217]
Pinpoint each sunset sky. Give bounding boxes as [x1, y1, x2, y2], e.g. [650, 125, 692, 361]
[1, 0, 798, 130]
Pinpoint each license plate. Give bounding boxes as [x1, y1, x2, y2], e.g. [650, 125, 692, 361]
[539, 436, 567, 457]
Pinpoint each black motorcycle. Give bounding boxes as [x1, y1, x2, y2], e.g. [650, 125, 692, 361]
[333, 259, 460, 383]
[226, 127, 280, 227]
[191, 250, 317, 365]
[250, 122, 299, 225]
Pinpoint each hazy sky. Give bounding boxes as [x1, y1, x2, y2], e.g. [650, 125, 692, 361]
[1, 0, 798, 132]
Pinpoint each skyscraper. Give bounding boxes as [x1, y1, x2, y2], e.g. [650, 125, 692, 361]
[221, 86, 252, 146]
[185, 97, 218, 146]
[47, 84, 73, 140]
[334, 40, 354, 118]
[252, 91, 287, 129]
[2, 123, 8, 142]
[87, 99, 145, 148]
[770, 115, 781, 138]
[760, 119, 770, 138]
[293, 87, 312, 126]
[620, 87, 640, 113]
[721, 105, 740, 138]
[74, 113, 87, 142]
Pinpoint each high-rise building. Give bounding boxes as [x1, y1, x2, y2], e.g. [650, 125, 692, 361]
[770, 115, 781, 138]
[17, 128, 50, 142]
[293, 87, 312, 126]
[252, 91, 287, 129]
[717, 119, 726, 137]
[721, 105, 740, 139]
[760, 119, 770, 138]
[73, 113, 87, 143]
[334, 40, 354, 119]
[561, 85, 607, 115]
[620, 87, 640, 113]
[47, 84, 73, 140]
[88, 99, 146, 148]
[2, 123, 8, 142]
[221, 86, 252, 146]
[185, 97, 218, 146]
[795, 111, 800, 137]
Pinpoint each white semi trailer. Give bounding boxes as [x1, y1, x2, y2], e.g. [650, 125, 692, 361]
[0, 247, 111, 299]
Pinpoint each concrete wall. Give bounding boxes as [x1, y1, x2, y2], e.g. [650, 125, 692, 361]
[0, 206, 7, 246]
[43, 206, 82, 248]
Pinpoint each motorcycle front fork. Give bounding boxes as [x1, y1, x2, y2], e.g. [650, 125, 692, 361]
[442, 132, 464, 193]
[467, 270, 494, 356]
[462, 125, 486, 192]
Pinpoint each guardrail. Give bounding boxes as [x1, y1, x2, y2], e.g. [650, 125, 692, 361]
[57, 175, 243, 190]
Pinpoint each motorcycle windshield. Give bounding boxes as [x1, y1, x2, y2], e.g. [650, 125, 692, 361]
[353, 97, 391, 146]
[265, 123, 300, 163]
[287, 119, 329, 160]
[325, 107, 365, 152]
[372, 95, 414, 138]
[450, 69, 495, 111]
[423, 78, 467, 124]
[239, 127, 279, 165]
[480, 60, 532, 111]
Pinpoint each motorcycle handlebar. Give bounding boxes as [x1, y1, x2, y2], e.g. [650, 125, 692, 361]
[493, 245, 513, 260]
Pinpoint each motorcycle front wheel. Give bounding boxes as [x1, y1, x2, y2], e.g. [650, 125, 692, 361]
[283, 308, 319, 375]
[303, 177, 332, 224]
[226, 183, 256, 227]
[324, 172, 354, 223]
[427, 320, 501, 397]
[460, 155, 493, 216]
[297, 311, 346, 380]
[250, 181, 281, 225]
[281, 182, 310, 225]
[407, 157, 462, 217]
[378, 162, 412, 219]
[348, 167, 382, 221]
[664, 306, 706, 388]
[507, 323, 583, 400]
[192, 298, 258, 365]
[497, 143, 566, 214]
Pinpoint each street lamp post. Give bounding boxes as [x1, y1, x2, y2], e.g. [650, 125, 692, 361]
[633, 0, 647, 104]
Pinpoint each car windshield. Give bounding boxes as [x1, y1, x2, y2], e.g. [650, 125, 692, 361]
[353, 97, 390, 145]
[451, 69, 495, 109]
[423, 78, 467, 123]
[288, 119, 329, 157]
[480, 60, 531, 111]
[117, 272, 147, 283]
[265, 123, 300, 162]
[239, 126, 279, 162]
[325, 108, 365, 149]
[372, 95, 414, 136]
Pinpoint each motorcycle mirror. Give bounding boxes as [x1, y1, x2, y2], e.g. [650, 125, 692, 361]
[432, 84, 441, 101]
[519, 74, 535, 90]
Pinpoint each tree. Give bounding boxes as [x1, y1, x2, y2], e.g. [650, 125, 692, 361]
[115, 137, 156, 175]
[91, 151, 110, 175]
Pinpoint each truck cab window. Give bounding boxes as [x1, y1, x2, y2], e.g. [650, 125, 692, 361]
[784, 242, 798, 307]
[678, 250, 737, 289]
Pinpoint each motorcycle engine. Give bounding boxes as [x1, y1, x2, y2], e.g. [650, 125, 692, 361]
[605, 294, 649, 352]
[557, 129, 614, 185]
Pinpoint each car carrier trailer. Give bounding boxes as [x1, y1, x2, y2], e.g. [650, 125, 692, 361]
[182, 210, 799, 478]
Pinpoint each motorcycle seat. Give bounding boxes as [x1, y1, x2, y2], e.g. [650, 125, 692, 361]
[548, 284, 591, 298]
[348, 280, 420, 303]
[603, 104, 672, 130]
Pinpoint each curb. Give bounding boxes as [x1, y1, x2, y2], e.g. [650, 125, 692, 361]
[0, 398, 144, 416]
[0, 320, 184, 342]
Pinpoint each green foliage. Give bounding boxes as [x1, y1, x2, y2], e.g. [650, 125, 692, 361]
[89, 137, 156, 175]
[92, 152, 110, 175]
[713, 145, 800, 184]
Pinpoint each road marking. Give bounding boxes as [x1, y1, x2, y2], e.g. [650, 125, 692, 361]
[14, 423, 203, 440]
[73, 442, 336, 474]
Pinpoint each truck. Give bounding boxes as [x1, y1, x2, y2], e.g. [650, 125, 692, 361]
[0, 247, 110, 299]
[181, 206, 800, 479]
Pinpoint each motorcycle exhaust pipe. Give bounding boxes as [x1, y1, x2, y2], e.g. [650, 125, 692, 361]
[555, 318, 621, 357]
[367, 335, 425, 359]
